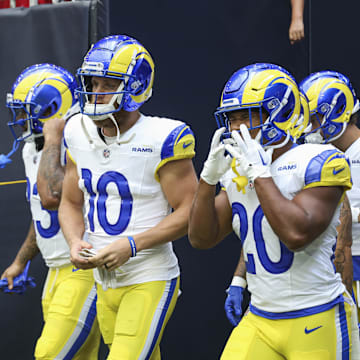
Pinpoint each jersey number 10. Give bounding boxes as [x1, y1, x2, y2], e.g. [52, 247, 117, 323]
[81, 168, 133, 235]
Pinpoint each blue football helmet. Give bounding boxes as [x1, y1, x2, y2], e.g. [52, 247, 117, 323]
[214, 63, 301, 149]
[76, 34, 155, 121]
[7, 63, 77, 143]
[299, 70, 359, 143]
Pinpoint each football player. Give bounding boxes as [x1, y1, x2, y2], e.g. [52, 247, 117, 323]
[189, 63, 360, 358]
[58, 35, 198, 359]
[300, 70, 360, 321]
[223, 90, 354, 328]
[1, 64, 100, 359]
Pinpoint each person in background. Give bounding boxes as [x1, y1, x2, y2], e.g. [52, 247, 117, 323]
[289, 0, 305, 44]
[300, 70, 360, 320]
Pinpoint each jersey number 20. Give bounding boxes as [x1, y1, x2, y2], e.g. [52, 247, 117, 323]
[232, 202, 294, 275]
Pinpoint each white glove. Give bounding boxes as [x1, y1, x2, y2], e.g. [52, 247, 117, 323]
[225, 124, 273, 183]
[200, 127, 232, 185]
[351, 206, 360, 223]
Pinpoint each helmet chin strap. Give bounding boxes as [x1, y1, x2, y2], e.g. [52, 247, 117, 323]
[81, 115, 95, 149]
[264, 131, 290, 149]
[110, 113, 136, 145]
[108, 113, 135, 145]
[81, 113, 135, 148]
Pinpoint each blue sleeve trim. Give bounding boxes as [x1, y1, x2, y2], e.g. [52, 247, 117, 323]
[305, 149, 339, 185]
[160, 124, 192, 160]
[250, 294, 343, 319]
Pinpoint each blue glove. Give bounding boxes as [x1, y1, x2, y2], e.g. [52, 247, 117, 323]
[0, 261, 36, 294]
[0, 154, 12, 168]
[0, 140, 20, 169]
[225, 285, 245, 326]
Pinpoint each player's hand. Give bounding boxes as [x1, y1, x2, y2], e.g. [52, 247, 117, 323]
[225, 125, 273, 184]
[1, 261, 26, 290]
[88, 238, 132, 271]
[225, 285, 245, 327]
[289, 18, 305, 45]
[200, 127, 232, 185]
[70, 240, 96, 270]
[42, 117, 65, 144]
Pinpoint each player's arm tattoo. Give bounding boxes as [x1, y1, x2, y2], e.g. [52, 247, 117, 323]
[15, 222, 40, 266]
[38, 144, 64, 201]
[233, 248, 247, 280]
[335, 195, 353, 293]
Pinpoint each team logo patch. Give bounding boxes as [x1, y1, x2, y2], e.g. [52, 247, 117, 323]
[103, 149, 111, 158]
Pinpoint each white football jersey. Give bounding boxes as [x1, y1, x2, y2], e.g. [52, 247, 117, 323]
[345, 137, 360, 256]
[22, 141, 70, 268]
[221, 143, 351, 316]
[64, 113, 195, 287]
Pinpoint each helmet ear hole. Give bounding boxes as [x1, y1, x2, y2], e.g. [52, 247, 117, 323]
[336, 104, 345, 115]
[283, 108, 292, 119]
[41, 103, 58, 119]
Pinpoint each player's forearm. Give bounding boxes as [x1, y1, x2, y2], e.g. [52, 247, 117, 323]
[188, 179, 222, 249]
[335, 196, 353, 292]
[233, 249, 247, 280]
[37, 141, 64, 210]
[58, 199, 85, 248]
[14, 222, 39, 266]
[335, 245, 353, 293]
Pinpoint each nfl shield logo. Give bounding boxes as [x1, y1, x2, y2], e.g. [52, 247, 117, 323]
[103, 149, 110, 158]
